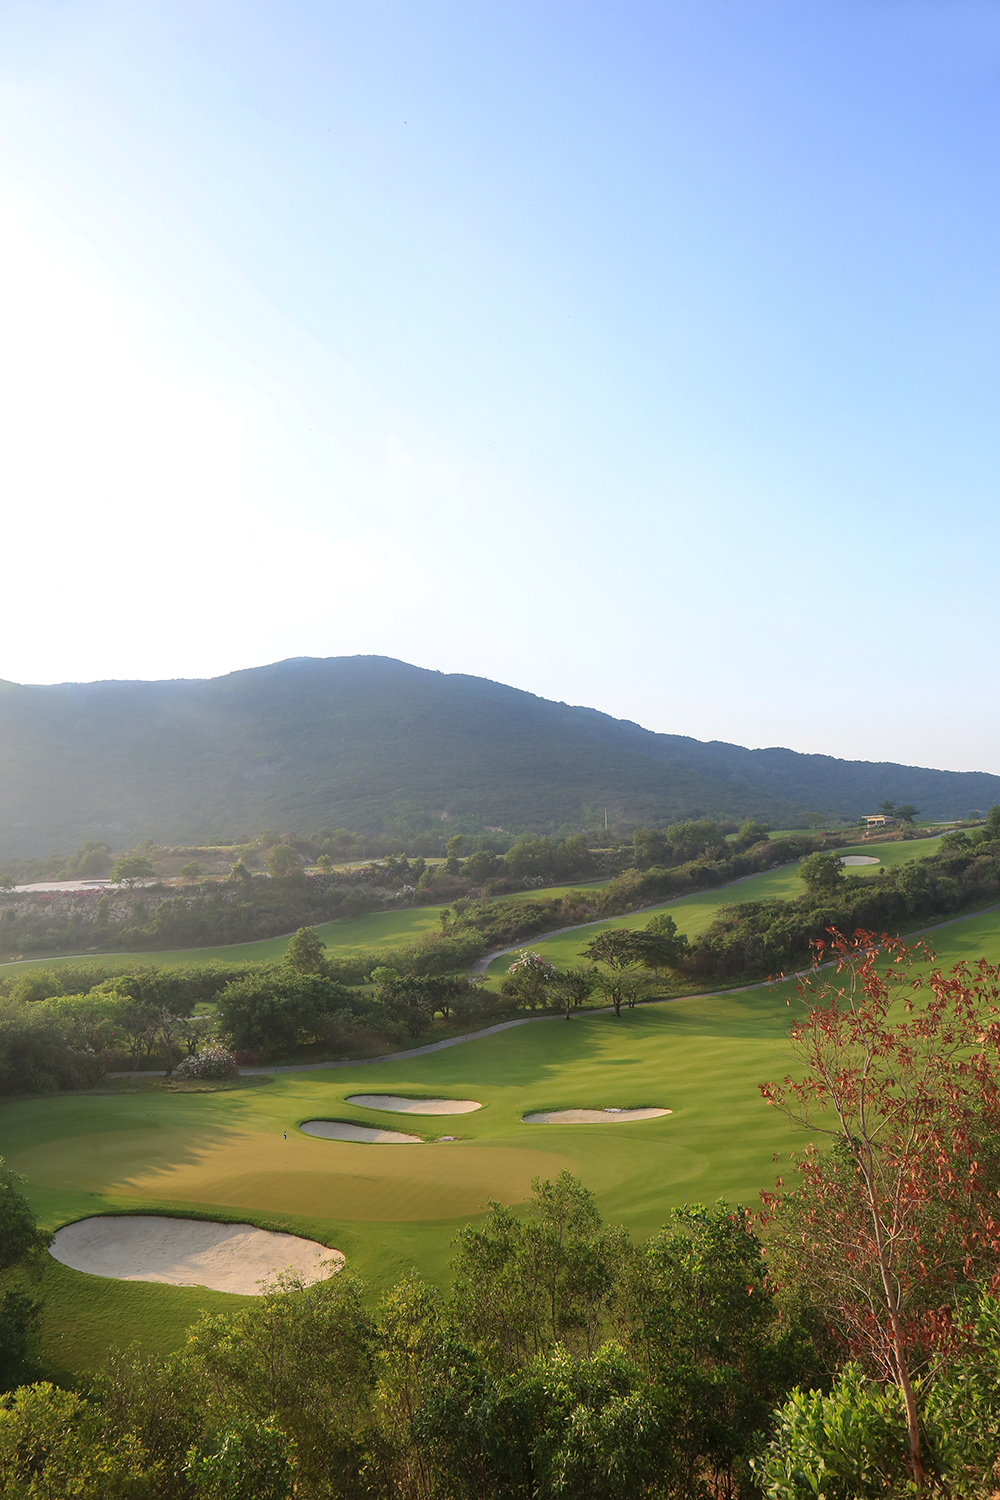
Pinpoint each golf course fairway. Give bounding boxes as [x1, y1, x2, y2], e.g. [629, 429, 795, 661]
[3, 978, 812, 1378]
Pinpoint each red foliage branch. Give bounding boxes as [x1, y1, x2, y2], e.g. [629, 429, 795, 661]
[759, 928, 1000, 1487]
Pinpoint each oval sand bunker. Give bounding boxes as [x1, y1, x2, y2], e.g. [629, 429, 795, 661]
[300, 1119, 422, 1143]
[50, 1216, 341, 1295]
[840, 855, 880, 866]
[345, 1094, 481, 1115]
[523, 1108, 672, 1124]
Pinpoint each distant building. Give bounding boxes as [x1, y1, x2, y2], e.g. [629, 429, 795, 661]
[865, 814, 889, 829]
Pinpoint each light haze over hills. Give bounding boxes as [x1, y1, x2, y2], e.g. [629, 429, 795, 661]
[0, 656, 996, 859]
[3, 6, 1000, 773]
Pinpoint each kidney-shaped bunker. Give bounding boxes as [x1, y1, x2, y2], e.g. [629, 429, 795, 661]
[300, 1119, 422, 1143]
[523, 1108, 672, 1124]
[50, 1216, 342, 1295]
[345, 1094, 481, 1115]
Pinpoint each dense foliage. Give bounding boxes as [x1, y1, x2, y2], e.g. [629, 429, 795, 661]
[687, 827, 1000, 980]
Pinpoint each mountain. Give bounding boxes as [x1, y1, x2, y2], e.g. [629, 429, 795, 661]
[0, 655, 996, 858]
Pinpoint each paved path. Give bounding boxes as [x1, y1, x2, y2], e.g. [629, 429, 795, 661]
[237, 897, 1000, 1074]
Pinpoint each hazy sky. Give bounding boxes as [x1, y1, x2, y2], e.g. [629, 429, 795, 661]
[2, 2, 998, 771]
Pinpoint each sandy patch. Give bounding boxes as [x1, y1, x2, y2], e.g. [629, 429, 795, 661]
[522, 1108, 672, 1124]
[49, 1215, 341, 1294]
[300, 1119, 422, 1144]
[345, 1094, 481, 1115]
[840, 855, 880, 866]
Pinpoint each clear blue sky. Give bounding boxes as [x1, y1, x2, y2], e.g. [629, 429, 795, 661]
[2, 2, 998, 771]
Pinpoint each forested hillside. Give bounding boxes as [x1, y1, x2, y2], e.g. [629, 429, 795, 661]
[1, 655, 997, 857]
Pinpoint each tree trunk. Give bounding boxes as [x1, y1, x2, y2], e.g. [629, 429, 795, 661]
[863, 1164, 926, 1488]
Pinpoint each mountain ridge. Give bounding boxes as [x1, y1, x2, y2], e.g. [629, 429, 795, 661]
[0, 655, 995, 857]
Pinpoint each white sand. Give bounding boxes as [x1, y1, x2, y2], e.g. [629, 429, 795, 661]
[345, 1093, 481, 1115]
[522, 1107, 672, 1124]
[300, 1119, 422, 1143]
[49, 1216, 341, 1295]
[840, 855, 880, 865]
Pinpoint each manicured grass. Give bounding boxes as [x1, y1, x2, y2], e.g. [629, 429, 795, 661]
[491, 878, 612, 904]
[837, 836, 946, 870]
[2, 980, 813, 1376]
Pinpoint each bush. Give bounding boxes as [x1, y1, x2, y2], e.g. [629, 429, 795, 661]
[174, 1047, 239, 1080]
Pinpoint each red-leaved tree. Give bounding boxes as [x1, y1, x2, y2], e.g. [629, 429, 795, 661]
[760, 929, 1000, 1488]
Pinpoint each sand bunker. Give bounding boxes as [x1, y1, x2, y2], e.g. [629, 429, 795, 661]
[50, 1216, 341, 1295]
[522, 1108, 671, 1124]
[840, 855, 880, 865]
[345, 1094, 481, 1115]
[300, 1119, 422, 1143]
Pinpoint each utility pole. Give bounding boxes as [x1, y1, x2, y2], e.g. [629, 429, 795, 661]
[604, 806, 608, 831]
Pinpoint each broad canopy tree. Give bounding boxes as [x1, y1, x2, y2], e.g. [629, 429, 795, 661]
[580, 929, 652, 1016]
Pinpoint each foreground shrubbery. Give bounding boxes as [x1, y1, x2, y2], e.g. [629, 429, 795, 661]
[8, 942, 1000, 1493]
[0, 1182, 822, 1500]
[6, 1178, 1000, 1496]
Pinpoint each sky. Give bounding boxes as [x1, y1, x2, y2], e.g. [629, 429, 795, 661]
[1, 1, 999, 771]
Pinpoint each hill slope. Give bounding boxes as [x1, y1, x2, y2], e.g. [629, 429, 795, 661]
[0, 656, 996, 856]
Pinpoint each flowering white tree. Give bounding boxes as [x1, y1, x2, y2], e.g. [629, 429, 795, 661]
[501, 951, 559, 1011]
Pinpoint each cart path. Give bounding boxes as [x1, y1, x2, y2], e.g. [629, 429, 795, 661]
[239, 896, 1000, 1074]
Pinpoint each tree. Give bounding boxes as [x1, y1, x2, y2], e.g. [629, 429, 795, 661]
[179, 861, 203, 880]
[182, 1271, 373, 1498]
[316, 853, 334, 873]
[760, 930, 1000, 1488]
[111, 853, 156, 887]
[798, 850, 845, 896]
[579, 929, 651, 1016]
[625, 1201, 817, 1497]
[0, 1158, 52, 1272]
[462, 848, 499, 884]
[65, 841, 112, 877]
[982, 803, 1000, 840]
[185, 1418, 295, 1500]
[265, 844, 301, 879]
[736, 820, 771, 848]
[0, 1162, 52, 1393]
[554, 966, 595, 1020]
[0, 1383, 149, 1497]
[632, 828, 669, 869]
[284, 927, 327, 975]
[635, 912, 688, 975]
[895, 804, 920, 825]
[877, 799, 898, 818]
[215, 970, 353, 1055]
[500, 951, 558, 1012]
[450, 1172, 631, 1371]
[229, 860, 252, 884]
